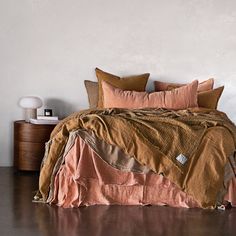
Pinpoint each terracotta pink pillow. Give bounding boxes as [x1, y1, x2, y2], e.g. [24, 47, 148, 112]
[154, 78, 214, 92]
[102, 80, 199, 110]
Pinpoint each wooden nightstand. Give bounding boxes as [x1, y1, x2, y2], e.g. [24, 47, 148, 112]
[14, 120, 56, 171]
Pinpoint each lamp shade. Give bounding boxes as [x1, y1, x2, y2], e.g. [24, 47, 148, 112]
[19, 96, 43, 122]
[19, 96, 43, 109]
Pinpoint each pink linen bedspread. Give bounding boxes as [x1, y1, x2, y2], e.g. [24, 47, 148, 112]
[51, 137, 236, 208]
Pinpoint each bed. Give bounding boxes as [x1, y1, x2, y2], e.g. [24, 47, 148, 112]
[34, 68, 236, 209]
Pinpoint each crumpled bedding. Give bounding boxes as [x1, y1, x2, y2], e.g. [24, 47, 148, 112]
[50, 135, 236, 208]
[36, 108, 236, 208]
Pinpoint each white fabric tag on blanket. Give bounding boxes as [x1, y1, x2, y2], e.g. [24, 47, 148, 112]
[176, 154, 188, 165]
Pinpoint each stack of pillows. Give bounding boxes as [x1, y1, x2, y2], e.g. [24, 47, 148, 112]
[84, 68, 224, 110]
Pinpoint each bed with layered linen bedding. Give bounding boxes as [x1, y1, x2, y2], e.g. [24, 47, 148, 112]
[34, 68, 236, 209]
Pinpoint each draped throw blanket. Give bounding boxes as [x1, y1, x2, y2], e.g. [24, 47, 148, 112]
[37, 108, 236, 208]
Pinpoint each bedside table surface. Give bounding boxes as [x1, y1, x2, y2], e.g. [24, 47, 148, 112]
[14, 120, 57, 125]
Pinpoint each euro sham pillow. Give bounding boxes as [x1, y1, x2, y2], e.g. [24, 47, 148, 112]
[197, 86, 224, 109]
[84, 80, 99, 109]
[154, 78, 214, 92]
[153, 78, 223, 109]
[95, 68, 150, 108]
[102, 80, 199, 110]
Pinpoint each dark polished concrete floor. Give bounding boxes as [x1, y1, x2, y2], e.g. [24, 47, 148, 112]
[0, 167, 236, 236]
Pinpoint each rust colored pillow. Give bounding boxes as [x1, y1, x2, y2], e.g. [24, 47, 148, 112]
[198, 86, 224, 109]
[102, 80, 199, 110]
[84, 80, 99, 109]
[154, 78, 214, 92]
[95, 68, 149, 108]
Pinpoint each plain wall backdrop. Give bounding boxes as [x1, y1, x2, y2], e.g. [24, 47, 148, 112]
[0, 0, 236, 166]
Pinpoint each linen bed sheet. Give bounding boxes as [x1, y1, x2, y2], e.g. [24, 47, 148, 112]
[50, 132, 236, 208]
[36, 108, 236, 209]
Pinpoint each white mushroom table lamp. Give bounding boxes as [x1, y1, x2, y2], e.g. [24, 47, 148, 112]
[19, 96, 43, 122]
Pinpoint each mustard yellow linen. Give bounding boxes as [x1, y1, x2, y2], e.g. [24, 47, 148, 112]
[38, 108, 236, 208]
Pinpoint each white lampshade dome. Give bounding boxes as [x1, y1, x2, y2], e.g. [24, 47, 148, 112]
[19, 96, 43, 109]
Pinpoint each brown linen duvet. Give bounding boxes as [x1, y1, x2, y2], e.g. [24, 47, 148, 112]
[35, 108, 236, 209]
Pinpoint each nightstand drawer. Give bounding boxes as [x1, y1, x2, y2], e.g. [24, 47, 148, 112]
[14, 121, 55, 143]
[14, 120, 56, 171]
[15, 141, 46, 171]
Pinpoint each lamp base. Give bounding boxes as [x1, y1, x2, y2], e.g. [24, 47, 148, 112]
[25, 108, 37, 122]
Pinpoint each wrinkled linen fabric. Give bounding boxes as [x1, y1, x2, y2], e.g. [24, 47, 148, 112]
[51, 137, 200, 208]
[51, 136, 236, 208]
[38, 108, 236, 208]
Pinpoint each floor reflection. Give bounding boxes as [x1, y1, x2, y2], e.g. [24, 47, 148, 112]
[33, 204, 236, 236]
[10, 169, 236, 236]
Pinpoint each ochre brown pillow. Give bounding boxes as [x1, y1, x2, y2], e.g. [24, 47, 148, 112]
[84, 80, 99, 109]
[95, 68, 149, 108]
[154, 78, 214, 92]
[197, 86, 224, 109]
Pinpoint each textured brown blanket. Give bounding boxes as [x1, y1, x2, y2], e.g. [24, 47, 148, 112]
[38, 108, 236, 208]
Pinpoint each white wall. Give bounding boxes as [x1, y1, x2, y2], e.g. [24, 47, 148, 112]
[1, 0, 236, 166]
